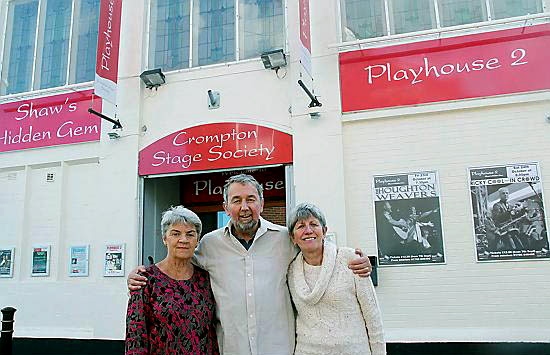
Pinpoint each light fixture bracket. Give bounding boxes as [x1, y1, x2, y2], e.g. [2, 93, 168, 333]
[298, 80, 322, 108]
[88, 108, 122, 129]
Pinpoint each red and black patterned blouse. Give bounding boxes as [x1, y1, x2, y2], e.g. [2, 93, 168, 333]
[125, 264, 219, 355]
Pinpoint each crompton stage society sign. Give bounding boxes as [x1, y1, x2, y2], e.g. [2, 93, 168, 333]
[0, 90, 101, 152]
[138, 122, 293, 175]
[339, 23, 550, 112]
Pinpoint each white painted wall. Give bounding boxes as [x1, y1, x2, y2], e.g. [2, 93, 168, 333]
[343, 99, 550, 342]
[1, 0, 549, 345]
[0, 1, 144, 340]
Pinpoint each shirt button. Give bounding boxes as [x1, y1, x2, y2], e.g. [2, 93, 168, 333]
[249, 314, 253, 318]
[247, 273, 251, 277]
[248, 293, 252, 296]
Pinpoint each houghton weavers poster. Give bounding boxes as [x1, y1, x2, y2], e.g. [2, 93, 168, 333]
[0, 248, 14, 278]
[104, 243, 125, 277]
[469, 162, 549, 262]
[32, 245, 51, 276]
[69, 245, 90, 277]
[373, 171, 445, 266]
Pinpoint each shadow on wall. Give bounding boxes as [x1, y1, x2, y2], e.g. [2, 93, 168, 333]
[11, 339, 550, 354]
[388, 342, 550, 355]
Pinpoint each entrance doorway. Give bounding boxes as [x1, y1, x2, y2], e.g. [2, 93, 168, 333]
[141, 165, 291, 265]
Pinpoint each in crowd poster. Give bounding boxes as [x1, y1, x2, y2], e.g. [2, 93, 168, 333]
[32, 245, 50, 276]
[69, 245, 89, 277]
[0, 248, 14, 278]
[469, 162, 549, 262]
[104, 243, 125, 277]
[373, 171, 445, 266]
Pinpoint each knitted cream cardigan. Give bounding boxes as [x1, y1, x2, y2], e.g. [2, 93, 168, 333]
[288, 242, 386, 355]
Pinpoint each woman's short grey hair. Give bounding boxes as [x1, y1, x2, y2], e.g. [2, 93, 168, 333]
[223, 174, 264, 202]
[287, 202, 327, 236]
[161, 205, 202, 239]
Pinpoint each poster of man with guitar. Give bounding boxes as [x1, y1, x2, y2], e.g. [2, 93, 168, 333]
[469, 162, 549, 262]
[374, 171, 445, 266]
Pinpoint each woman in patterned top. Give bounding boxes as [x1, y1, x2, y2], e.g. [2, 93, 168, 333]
[287, 203, 386, 355]
[125, 206, 219, 355]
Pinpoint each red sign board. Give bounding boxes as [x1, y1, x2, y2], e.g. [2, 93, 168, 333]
[94, 0, 123, 104]
[139, 123, 293, 176]
[0, 90, 101, 153]
[181, 166, 286, 204]
[339, 24, 550, 112]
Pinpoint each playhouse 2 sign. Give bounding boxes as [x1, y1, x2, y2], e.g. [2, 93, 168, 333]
[339, 24, 550, 111]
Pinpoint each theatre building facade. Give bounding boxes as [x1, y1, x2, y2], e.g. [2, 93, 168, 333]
[0, 0, 549, 354]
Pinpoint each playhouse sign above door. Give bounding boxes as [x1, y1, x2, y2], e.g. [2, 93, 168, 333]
[138, 122, 293, 175]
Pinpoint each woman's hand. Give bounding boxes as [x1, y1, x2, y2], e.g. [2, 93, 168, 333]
[127, 265, 148, 291]
[348, 248, 372, 277]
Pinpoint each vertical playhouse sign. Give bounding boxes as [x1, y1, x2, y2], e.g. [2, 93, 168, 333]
[0, 90, 101, 152]
[94, 0, 123, 104]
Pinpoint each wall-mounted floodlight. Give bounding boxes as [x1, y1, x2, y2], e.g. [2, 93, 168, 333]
[140, 68, 166, 89]
[261, 49, 287, 72]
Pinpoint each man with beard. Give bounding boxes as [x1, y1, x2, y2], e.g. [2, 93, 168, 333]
[128, 174, 372, 355]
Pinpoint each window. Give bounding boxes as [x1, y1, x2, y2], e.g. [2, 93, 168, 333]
[149, 0, 191, 71]
[492, 0, 543, 20]
[340, 0, 547, 42]
[239, 0, 285, 60]
[1, 0, 100, 96]
[195, 0, 235, 66]
[341, 0, 386, 41]
[389, 0, 436, 35]
[148, 0, 285, 71]
[438, 0, 486, 27]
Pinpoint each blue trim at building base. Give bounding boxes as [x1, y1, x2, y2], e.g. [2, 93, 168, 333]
[12, 338, 550, 355]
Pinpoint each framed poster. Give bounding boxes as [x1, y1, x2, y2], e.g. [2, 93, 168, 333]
[104, 243, 125, 277]
[31, 245, 51, 277]
[469, 162, 549, 262]
[373, 171, 445, 266]
[69, 245, 89, 277]
[0, 247, 15, 278]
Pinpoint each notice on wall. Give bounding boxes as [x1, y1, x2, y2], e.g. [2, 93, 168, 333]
[469, 162, 549, 262]
[69, 245, 90, 277]
[104, 243, 125, 277]
[373, 171, 445, 266]
[32, 245, 51, 277]
[0, 248, 14, 278]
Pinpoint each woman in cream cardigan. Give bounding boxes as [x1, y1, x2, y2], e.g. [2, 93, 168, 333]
[287, 203, 386, 355]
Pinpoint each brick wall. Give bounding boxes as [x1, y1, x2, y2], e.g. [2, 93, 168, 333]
[262, 205, 287, 226]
